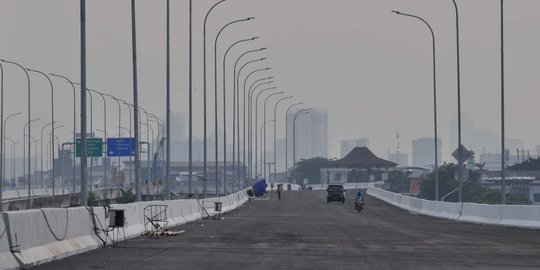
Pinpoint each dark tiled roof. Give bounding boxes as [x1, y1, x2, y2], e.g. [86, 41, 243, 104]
[332, 147, 397, 168]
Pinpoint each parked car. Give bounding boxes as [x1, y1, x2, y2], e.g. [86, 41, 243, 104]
[326, 184, 345, 204]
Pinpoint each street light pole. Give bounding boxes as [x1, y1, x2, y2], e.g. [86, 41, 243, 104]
[254, 87, 275, 179]
[263, 91, 284, 179]
[0, 62, 3, 202]
[500, 0, 506, 204]
[285, 103, 303, 180]
[234, 58, 267, 186]
[243, 68, 270, 186]
[27, 69, 56, 199]
[2, 112, 21, 211]
[232, 49, 266, 185]
[392, 11, 439, 201]
[213, 17, 254, 197]
[23, 117, 39, 208]
[40, 122, 55, 189]
[131, 0, 142, 202]
[203, 0, 227, 198]
[222, 37, 258, 192]
[293, 110, 311, 184]
[273, 96, 293, 184]
[0, 59, 32, 208]
[80, 0, 88, 206]
[248, 79, 273, 180]
[450, 0, 464, 203]
[87, 89, 108, 194]
[260, 119, 274, 179]
[50, 74, 77, 189]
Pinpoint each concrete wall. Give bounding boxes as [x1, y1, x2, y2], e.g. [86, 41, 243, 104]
[367, 185, 540, 229]
[0, 189, 250, 269]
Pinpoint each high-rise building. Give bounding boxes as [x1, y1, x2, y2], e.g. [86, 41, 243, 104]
[340, 138, 369, 158]
[171, 111, 186, 143]
[388, 152, 409, 167]
[286, 108, 328, 162]
[412, 137, 442, 168]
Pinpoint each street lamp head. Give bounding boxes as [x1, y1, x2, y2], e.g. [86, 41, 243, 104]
[260, 58, 267, 61]
[260, 48, 267, 51]
[266, 67, 272, 70]
[252, 37, 259, 40]
[247, 17, 255, 21]
[391, 10, 400, 15]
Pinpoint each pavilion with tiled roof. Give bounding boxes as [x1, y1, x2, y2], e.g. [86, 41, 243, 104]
[332, 147, 397, 169]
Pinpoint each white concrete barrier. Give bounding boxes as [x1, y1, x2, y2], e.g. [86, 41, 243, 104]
[2, 207, 102, 268]
[0, 215, 19, 270]
[368, 185, 540, 229]
[0, 189, 252, 269]
[499, 205, 540, 229]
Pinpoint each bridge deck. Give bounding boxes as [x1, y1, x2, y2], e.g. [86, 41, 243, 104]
[37, 190, 540, 270]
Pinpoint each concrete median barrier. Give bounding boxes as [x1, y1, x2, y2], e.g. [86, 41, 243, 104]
[0, 214, 19, 270]
[2, 207, 102, 268]
[368, 185, 540, 229]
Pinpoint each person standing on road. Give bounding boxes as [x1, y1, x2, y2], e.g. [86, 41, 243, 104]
[276, 184, 282, 200]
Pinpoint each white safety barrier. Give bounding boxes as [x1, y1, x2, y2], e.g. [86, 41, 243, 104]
[1, 207, 102, 269]
[0, 189, 250, 269]
[0, 215, 19, 270]
[367, 185, 540, 229]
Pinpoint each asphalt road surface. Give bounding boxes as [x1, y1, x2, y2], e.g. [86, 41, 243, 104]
[38, 190, 540, 270]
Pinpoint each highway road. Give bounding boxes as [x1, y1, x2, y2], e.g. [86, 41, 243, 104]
[38, 190, 540, 270]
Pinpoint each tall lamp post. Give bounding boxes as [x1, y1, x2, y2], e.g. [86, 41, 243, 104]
[23, 117, 39, 208]
[203, 0, 227, 198]
[40, 122, 56, 188]
[253, 86, 275, 179]
[392, 11, 439, 201]
[232, 49, 266, 184]
[50, 74, 77, 188]
[242, 68, 270, 185]
[213, 17, 254, 197]
[262, 91, 284, 178]
[0, 62, 3, 203]
[222, 37, 258, 192]
[234, 58, 267, 186]
[87, 88, 108, 193]
[273, 96, 293, 184]
[449, 0, 464, 203]
[293, 109, 311, 184]
[500, 0, 506, 204]
[2, 112, 21, 211]
[260, 119, 274, 179]
[27, 69, 56, 198]
[1, 59, 33, 208]
[285, 102, 303, 180]
[248, 79, 273, 180]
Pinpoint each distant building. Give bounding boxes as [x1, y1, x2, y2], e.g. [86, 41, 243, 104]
[286, 108, 328, 161]
[412, 137, 442, 168]
[388, 152, 409, 167]
[340, 138, 369, 158]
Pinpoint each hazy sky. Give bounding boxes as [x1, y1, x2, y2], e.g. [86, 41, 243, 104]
[1, 0, 540, 162]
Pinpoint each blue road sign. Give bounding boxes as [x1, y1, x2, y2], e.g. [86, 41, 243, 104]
[107, 138, 136, 157]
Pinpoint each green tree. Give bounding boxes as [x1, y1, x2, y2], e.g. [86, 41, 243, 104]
[419, 162, 483, 202]
[507, 157, 540, 170]
[116, 188, 135, 204]
[291, 157, 333, 184]
[87, 191, 98, 206]
[385, 170, 411, 193]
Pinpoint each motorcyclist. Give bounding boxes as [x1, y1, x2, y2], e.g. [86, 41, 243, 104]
[355, 190, 364, 203]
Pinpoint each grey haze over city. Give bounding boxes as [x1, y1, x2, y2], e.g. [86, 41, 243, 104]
[1, 0, 540, 162]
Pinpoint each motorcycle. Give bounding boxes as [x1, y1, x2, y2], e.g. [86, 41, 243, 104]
[354, 199, 364, 212]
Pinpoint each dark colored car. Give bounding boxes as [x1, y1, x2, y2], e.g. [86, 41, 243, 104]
[326, 184, 345, 204]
